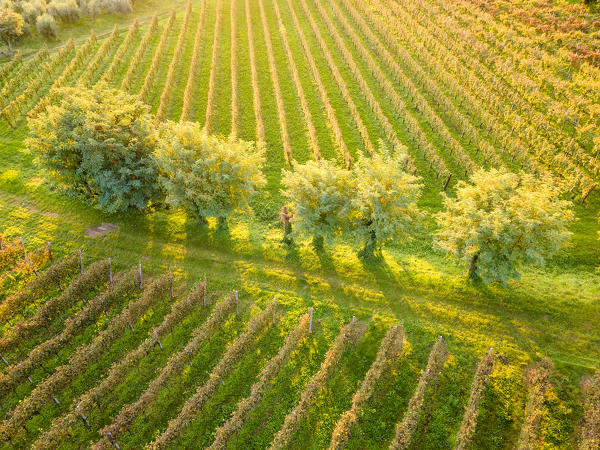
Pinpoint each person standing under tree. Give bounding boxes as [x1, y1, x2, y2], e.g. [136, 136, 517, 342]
[280, 205, 293, 243]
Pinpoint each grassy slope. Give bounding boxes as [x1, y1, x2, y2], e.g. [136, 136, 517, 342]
[0, 0, 599, 448]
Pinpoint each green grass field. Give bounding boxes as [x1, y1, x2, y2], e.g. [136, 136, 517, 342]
[0, 0, 599, 447]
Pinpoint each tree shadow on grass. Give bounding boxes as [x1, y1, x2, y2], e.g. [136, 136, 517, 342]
[284, 239, 301, 264]
[315, 244, 336, 274]
[358, 249, 416, 292]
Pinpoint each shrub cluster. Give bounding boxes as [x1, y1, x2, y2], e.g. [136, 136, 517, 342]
[0, 0, 133, 45]
[28, 87, 267, 218]
[27, 85, 575, 285]
[28, 86, 161, 213]
[282, 150, 422, 254]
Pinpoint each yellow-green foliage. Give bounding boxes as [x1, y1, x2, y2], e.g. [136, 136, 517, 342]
[352, 148, 423, 252]
[155, 121, 266, 221]
[283, 153, 423, 252]
[0, 8, 24, 51]
[435, 169, 574, 284]
[282, 159, 355, 244]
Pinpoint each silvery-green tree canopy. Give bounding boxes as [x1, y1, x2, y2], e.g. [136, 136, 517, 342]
[435, 169, 574, 285]
[27, 86, 161, 213]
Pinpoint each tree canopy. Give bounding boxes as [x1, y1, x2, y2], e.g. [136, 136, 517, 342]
[0, 7, 24, 53]
[281, 150, 422, 252]
[155, 121, 266, 222]
[352, 149, 422, 254]
[281, 159, 355, 247]
[434, 169, 574, 284]
[27, 85, 161, 213]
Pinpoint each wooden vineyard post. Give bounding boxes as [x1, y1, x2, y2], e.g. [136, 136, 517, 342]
[443, 173, 453, 191]
[153, 328, 163, 350]
[235, 290, 238, 315]
[169, 269, 174, 299]
[581, 185, 595, 204]
[138, 263, 142, 290]
[203, 277, 206, 307]
[77, 406, 89, 427]
[184, 347, 192, 367]
[47, 241, 61, 290]
[272, 296, 276, 324]
[107, 431, 121, 449]
[108, 257, 112, 283]
[19, 237, 39, 277]
[309, 308, 313, 333]
[78, 249, 83, 274]
[126, 316, 135, 333]
[46, 241, 53, 264]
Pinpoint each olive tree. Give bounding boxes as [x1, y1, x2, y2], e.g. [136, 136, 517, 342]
[352, 150, 423, 255]
[434, 169, 574, 285]
[27, 86, 161, 213]
[154, 121, 266, 224]
[0, 7, 24, 54]
[281, 159, 355, 248]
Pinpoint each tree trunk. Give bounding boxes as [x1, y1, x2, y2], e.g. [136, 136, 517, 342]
[313, 235, 324, 250]
[469, 252, 480, 279]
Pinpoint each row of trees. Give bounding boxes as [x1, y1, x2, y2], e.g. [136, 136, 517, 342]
[27, 86, 575, 285]
[0, 0, 132, 46]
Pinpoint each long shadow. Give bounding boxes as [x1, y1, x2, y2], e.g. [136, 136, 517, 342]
[315, 244, 336, 274]
[358, 248, 416, 291]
